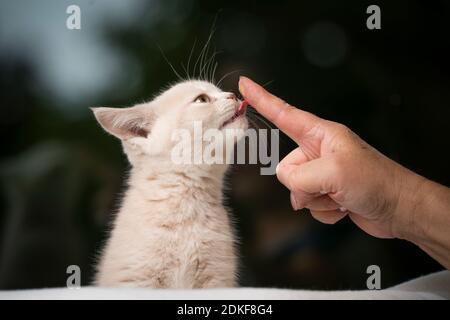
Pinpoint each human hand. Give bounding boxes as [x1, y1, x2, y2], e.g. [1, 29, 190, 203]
[238, 76, 427, 239]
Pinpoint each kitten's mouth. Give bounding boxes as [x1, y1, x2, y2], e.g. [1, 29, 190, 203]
[220, 100, 248, 129]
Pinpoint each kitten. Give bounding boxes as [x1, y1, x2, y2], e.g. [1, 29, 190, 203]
[92, 80, 247, 288]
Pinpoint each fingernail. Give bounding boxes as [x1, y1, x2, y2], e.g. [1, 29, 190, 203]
[339, 207, 347, 212]
[238, 77, 246, 96]
[290, 193, 299, 211]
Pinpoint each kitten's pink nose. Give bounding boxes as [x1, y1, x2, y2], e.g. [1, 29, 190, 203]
[225, 93, 237, 101]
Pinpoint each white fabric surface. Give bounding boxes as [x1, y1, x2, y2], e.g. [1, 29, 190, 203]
[1, 270, 448, 300]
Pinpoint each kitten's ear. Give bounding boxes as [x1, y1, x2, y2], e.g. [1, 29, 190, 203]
[91, 106, 152, 140]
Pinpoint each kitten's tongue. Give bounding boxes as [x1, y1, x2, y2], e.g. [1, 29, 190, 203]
[221, 100, 248, 128]
[237, 100, 248, 115]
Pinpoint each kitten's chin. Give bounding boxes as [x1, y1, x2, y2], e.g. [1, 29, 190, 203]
[220, 115, 248, 131]
[220, 100, 248, 130]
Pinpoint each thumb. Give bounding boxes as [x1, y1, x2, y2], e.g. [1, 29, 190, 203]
[276, 157, 337, 194]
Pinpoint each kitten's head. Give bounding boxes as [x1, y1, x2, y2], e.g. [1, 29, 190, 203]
[92, 80, 248, 169]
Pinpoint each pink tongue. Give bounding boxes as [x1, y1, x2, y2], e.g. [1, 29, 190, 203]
[238, 100, 249, 114]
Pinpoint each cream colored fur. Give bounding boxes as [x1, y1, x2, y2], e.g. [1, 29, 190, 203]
[92, 80, 247, 288]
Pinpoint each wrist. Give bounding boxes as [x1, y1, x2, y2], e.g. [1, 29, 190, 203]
[390, 167, 429, 242]
[392, 170, 450, 269]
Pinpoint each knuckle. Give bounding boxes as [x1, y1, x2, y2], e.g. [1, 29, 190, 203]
[334, 122, 349, 132]
[278, 103, 297, 118]
[284, 103, 298, 113]
[329, 122, 351, 136]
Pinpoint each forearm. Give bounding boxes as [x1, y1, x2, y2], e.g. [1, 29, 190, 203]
[394, 170, 450, 269]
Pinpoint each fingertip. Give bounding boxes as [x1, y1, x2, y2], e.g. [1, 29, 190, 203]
[238, 76, 251, 97]
[310, 210, 347, 225]
[239, 75, 250, 83]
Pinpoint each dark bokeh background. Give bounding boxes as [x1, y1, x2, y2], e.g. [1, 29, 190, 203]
[0, 0, 448, 290]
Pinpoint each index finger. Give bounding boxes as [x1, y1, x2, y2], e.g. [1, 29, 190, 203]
[239, 76, 321, 143]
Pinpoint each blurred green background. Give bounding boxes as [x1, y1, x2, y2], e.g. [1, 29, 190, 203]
[0, 0, 448, 290]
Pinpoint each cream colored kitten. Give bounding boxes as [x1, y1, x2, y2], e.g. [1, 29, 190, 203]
[92, 80, 247, 288]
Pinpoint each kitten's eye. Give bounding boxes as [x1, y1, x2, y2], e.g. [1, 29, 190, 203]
[193, 94, 210, 104]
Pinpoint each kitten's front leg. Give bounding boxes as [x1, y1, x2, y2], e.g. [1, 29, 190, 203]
[196, 277, 236, 288]
[195, 269, 237, 288]
[200, 278, 237, 288]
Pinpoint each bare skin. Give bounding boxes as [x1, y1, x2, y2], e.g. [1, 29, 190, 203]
[239, 76, 450, 270]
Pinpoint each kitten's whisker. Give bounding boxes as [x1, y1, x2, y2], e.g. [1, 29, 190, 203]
[186, 39, 197, 79]
[201, 49, 214, 81]
[193, 40, 206, 79]
[204, 12, 220, 81]
[248, 108, 273, 129]
[194, 26, 215, 80]
[249, 110, 273, 128]
[261, 79, 275, 88]
[247, 110, 271, 129]
[200, 41, 210, 80]
[210, 51, 223, 83]
[207, 50, 220, 83]
[248, 108, 286, 146]
[191, 14, 221, 81]
[203, 39, 216, 81]
[198, 39, 209, 80]
[246, 116, 258, 130]
[211, 62, 219, 84]
[246, 112, 260, 127]
[181, 62, 189, 80]
[203, 50, 220, 83]
[157, 45, 184, 81]
[217, 69, 242, 87]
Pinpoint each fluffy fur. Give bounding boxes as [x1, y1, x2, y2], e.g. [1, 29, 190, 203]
[92, 80, 247, 288]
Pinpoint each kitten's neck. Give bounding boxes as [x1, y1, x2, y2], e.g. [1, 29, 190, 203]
[126, 160, 228, 203]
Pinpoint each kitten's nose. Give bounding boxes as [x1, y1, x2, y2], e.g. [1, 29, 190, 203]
[225, 93, 237, 101]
